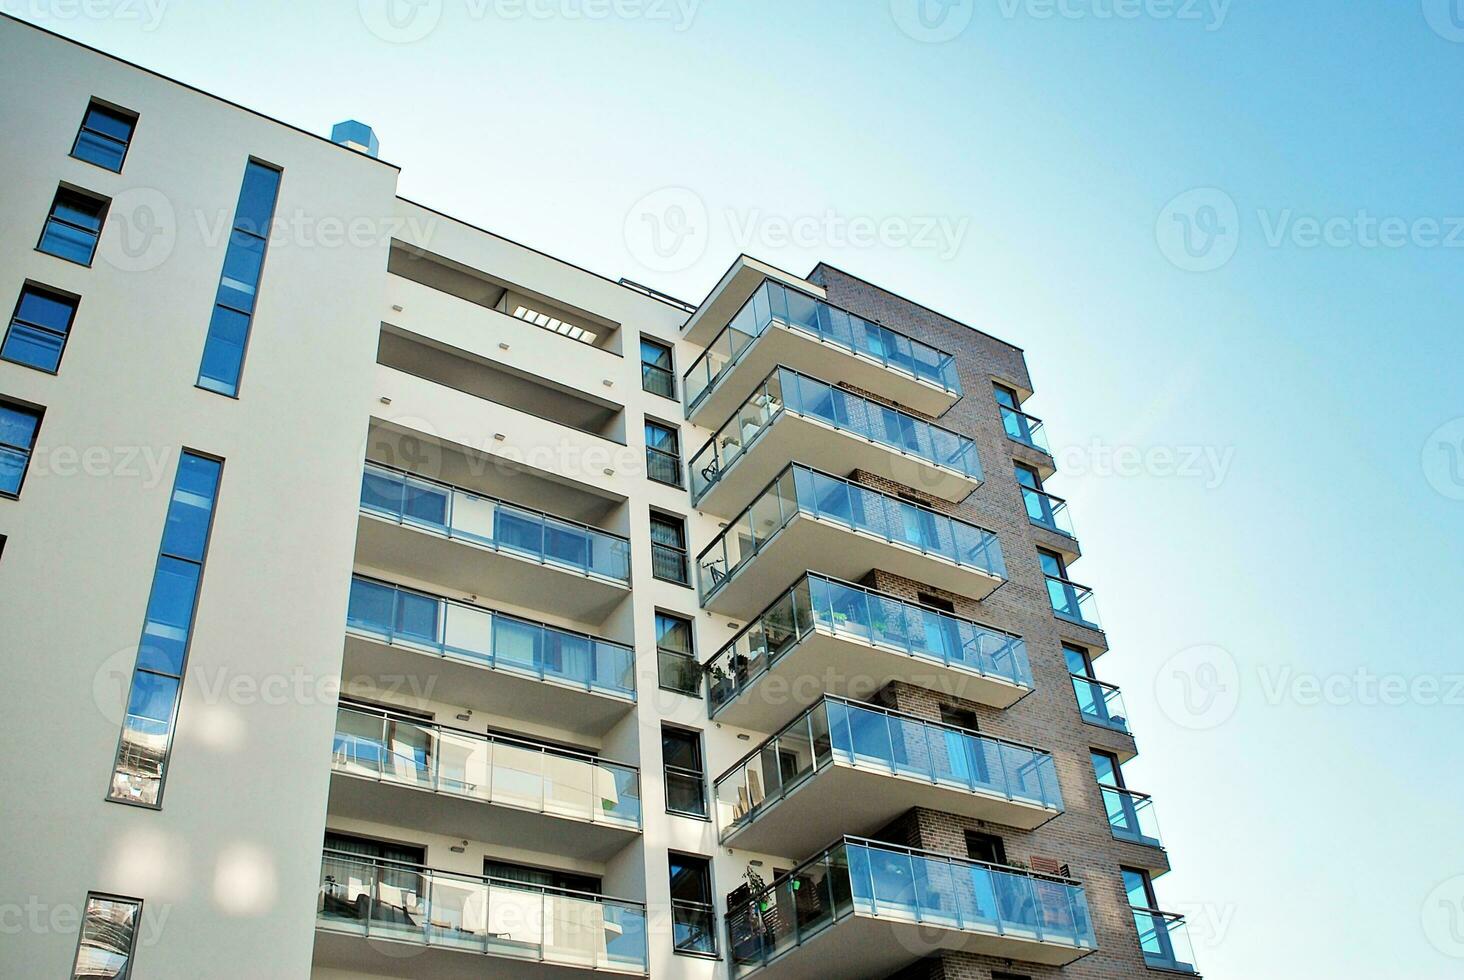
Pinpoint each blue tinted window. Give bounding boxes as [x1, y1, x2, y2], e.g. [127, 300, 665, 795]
[196, 161, 280, 396]
[3, 286, 77, 373]
[396, 589, 439, 642]
[347, 577, 396, 631]
[72, 101, 137, 172]
[39, 189, 107, 265]
[110, 452, 223, 806]
[0, 402, 42, 496]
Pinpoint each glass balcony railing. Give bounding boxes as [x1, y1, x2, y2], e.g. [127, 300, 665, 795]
[331, 704, 642, 830]
[1070, 674, 1127, 732]
[360, 462, 631, 585]
[688, 367, 981, 504]
[1133, 908, 1199, 974]
[1046, 575, 1102, 631]
[698, 465, 1006, 604]
[318, 849, 648, 974]
[713, 696, 1061, 839]
[683, 279, 960, 415]
[346, 576, 636, 700]
[726, 837, 1096, 975]
[1021, 486, 1075, 538]
[999, 405, 1050, 454]
[705, 573, 1031, 717]
[1102, 786, 1164, 849]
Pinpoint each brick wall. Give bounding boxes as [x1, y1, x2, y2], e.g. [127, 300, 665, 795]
[808, 264, 1171, 980]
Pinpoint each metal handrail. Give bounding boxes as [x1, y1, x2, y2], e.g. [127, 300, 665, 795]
[320, 848, 645, 907]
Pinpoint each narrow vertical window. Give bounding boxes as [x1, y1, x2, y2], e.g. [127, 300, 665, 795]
[3, 284, 79, 373]
[0, 400, 44, 498]
[649, 511, 689, 585]
[645, 419, 682, 487]
[655, 611, 698, 695]
[108, 452, 223, 806]
[71, 100, 138, 172]
[38, 187, 109, 266]
[640, 336, 675, 398]
[197, 160, 281, 396]
[71, 893, 142, 979]
[662, 725, 708, 818]
[669, 853, 717, 956]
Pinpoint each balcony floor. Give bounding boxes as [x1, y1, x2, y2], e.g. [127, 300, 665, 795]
[712, 629, 1028, 733]
[328, 770, 640, 863]
[687, 322, 961, 428]
[694, 410, 979, 519]
[702, 515, 1005, 621]
[313, 927, 644, 979]
[355, 513, 630, 625]
[723, 761, 1057, 857]
[342, 632, 634, 738]
[732, 905, 1093, 978]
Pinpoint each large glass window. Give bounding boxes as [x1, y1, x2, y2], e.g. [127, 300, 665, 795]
[70, 893, 142, 979]
[0, 400, 44, 497]
[108, 452, 223, 806]
[662, 726, 708, 819]
[3, 285, 78, 373]
[71, 100, 138, 172]
[640, 336, 675, 399]
[38, 187, 108, 265]
[655, 611, 698, 695]
[197, 160, 281, 396]
[645, 419, 682, 487]
[669, 853, 717, 956]
[649, 511, 689, 585]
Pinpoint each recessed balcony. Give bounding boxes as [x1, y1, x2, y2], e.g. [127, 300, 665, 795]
[705, 573, 1031, 732]
[682, 277, 963, 427]
[356, 462, 631, 623]
[343, 576, 635, 737]
[688, 366, 981, 518]
[315, 849, 648, 977]
[1133, 908, 1200, 974]
[725, 837, 1097, 977]
[697, 465, 1006, 620]
[328, 704, 640, 862]
[714, 696, 1062, 856]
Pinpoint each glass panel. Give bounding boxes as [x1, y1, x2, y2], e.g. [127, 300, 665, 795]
[73, 895, 140, 979]
[234, 162, 282, 235]
[216, 229, 266, 312]
[197, 304, 250, 395]
[135, 555, 200, 675]
[160, 454, 221, 561]
[40, 216, 100, 264]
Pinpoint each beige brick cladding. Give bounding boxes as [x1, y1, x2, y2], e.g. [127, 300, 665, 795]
[807, 264, 1170, 980]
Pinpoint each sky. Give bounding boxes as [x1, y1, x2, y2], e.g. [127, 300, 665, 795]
[17, 0, 1464, 975]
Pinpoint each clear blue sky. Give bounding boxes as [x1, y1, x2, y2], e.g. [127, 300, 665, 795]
[25, 1, 1464, 975]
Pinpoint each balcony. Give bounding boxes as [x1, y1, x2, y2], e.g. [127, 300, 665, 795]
[1071, 674, 1129, 736]
[726, 838, 1097, 977]
[1102, 786, 1164, 851]
[1046, 574, 1103, 635]
[688, 367, 981, 517]
[357, 463, 631, 623]
[344, 576, 635, 736]
[328, 704, 641, 861]
[682, 277, 962, 426]
[999, 404, 1053, 470]
[714, 697, 1061, 855]
[1133, 908, 1200, 974]
[315, 849, 648, 977]
[697, 465, 1006, 620]
[705, 573, 1031, 731]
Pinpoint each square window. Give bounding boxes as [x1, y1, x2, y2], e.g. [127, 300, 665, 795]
[71, 100, 138, 172]
[2, 285, 78, 373]
[39, 188, 108, 265]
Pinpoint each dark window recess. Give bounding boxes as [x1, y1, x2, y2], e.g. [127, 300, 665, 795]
[645, 420, 683, 487]
[649, 512, 689, 585]
[965, 831, 1008, 866]
[486, 859, 601, 895]
[0, 400, 44, 498]
[38, 188, 108, 266]
[917, 591, 956, 614]
[71, 100, 138, 172]
[640, 337, 676, 398]
[656, 612, 699, 695]
[939, 704, 979, 730]
[669, 854, 717, 956]
[662, 726, 708, 818]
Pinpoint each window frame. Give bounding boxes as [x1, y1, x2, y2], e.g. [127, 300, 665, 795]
[649, 509, 691, 587]
[639, 335, 677, 400]
[70, 98, 139, 173]
[71, 892, 143, 980]
[0, 398, 45, 499]
[2, 282, 80, 375]
[668, 851, 719, 958]
[661, 724, 709, 821]
[655, 609, 699, 696]
[644, 417, 684, 488]
[37, 186, 110, 267]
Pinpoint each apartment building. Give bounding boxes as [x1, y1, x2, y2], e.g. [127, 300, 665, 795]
[0, 15, 1198, 980]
